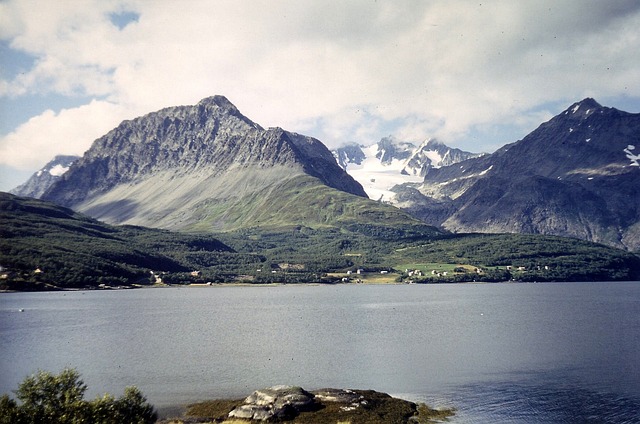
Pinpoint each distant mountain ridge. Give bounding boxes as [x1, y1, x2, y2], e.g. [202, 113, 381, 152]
[332, 137, 480, 202]
[16, 96, 640, 250]
[10, 155, 80, 198]
[397, 98, 640, 251]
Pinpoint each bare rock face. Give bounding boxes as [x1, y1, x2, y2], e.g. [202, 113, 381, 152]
[228, 385, 316, 421]
[227, 386, 379, 421]
[159, 387, 456, 424]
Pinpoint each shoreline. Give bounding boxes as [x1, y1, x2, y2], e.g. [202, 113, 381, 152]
[3, 279, 619, 294]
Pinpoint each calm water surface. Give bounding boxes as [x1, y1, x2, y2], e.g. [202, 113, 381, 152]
[1, 282, 639, 423]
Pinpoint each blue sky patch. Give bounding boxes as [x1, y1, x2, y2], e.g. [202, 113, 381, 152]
[109, 10, 140, 30]
[0, 41, 37, 80]
[0, 93, 99, 136]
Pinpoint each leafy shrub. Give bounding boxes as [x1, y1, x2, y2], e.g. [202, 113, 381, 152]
[0, 369, 156, 424]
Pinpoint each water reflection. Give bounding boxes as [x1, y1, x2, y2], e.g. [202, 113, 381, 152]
[2, 283, 639, 423]
[402, 369, 640, 423]
[453, 379, 640, 423]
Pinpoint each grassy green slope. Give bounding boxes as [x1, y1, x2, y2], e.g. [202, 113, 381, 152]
[212, 229, 640, 283]
[185, 174, 442, 238]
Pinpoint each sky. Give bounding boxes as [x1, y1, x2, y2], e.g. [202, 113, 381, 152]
[1, 0, 639, 191]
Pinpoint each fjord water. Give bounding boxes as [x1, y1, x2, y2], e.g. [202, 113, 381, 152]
[1, 283, 639, 423]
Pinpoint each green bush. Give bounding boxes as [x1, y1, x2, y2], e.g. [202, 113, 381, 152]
[0, 369, 156, 424]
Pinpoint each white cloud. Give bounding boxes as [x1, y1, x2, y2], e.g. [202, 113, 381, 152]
[1, 0, 640, 183]
[0, 100, 132, 169]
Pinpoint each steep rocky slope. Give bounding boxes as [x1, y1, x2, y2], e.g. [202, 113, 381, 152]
[398, 98, 640, 251]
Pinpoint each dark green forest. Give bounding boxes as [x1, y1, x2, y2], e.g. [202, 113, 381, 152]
[2, 192, 639, 290]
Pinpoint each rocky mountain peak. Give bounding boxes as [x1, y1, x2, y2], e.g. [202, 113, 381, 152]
[560, 97, 603, 120]
[332, 143, 366, 170]
[196, 95, 247, 119]
[197, 94, 235, 107]
[573, 97, 602, 110]
[400, 98, 640, 251]
[422, 138, 445, 149]
[376, 136, 415, 164]
[403, 138, 482, 178]
[42, 96, 366, 208]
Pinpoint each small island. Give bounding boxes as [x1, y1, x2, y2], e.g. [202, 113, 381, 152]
[159, 385, 454, 424]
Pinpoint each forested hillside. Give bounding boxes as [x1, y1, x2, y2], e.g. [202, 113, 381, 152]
[2, 192, 639, 290]
[0, 193, 232, 290]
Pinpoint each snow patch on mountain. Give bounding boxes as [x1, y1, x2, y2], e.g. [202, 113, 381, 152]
[423, 150, 443, 168]
[346, 144, 423, 202]
[49, 164, 71, 176]
[625, 145, 639, 166]
[479, 165, 493, 176]
[36, 163, 70, 177]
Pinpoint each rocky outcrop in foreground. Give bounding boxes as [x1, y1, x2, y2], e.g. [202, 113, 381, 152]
[228, 386, 317, 421]
[161, 385, 455, 423]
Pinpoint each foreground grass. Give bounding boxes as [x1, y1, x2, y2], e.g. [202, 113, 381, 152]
[162, 390, 454, 424]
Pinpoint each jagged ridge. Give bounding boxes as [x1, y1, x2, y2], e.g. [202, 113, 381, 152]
[44, 96, 365, 207]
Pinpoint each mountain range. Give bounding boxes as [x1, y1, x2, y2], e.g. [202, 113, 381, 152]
[3, 95, 640, 288]
[394, 98, 640, 251]
[11, 97, 640, 251]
